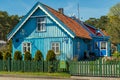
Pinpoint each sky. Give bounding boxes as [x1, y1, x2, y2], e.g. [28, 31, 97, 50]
[0, 0, 120, 21]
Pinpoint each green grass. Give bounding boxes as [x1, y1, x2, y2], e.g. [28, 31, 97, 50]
[0, 71, 70, 78]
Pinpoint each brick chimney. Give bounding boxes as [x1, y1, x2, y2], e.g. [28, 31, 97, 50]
[58, 8, 64, 14]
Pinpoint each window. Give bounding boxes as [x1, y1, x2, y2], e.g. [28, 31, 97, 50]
[23, 42, 31, 53]
[101, 42, 107, 49]
[51, 42, 60, 54]
[95, 42, 98, 49]
[37, 17, 46, 32]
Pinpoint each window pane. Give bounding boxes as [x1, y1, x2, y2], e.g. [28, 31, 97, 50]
[38, 24, 41, 30]
[37, 17, 46, 31]
[23, 47, 26, 52]
[27, 43, 30, 46]
[56, 47, 59, 53]
[52, 43, 55, 47]
[52, 47, 55, 52]
[28, 47, 30, 52]
[56, 43, 59, 46]
[40, 17, 44, 22]
[101, 42, 106, 49]
[23, 43, 26, 47]
[51, 42, 60, 54]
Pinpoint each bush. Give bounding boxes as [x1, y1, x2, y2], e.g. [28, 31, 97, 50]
[0, 51, 3, 60]
[46, 50, 56, 61]
[14, 51, 22, 60]
[3, 52, 11, 60]
[24, 51, 31, 61]
[112, 51, 120, 58]
[34, 50, 43, 61]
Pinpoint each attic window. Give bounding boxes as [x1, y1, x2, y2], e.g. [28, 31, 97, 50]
[37, 17, 46, 32]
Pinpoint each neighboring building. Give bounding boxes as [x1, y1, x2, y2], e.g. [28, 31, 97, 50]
[7, 2, 110, 60]
[0, 40, 6, 47]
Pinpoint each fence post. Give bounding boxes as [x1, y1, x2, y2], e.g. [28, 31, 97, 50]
[8, 57, 11, 72]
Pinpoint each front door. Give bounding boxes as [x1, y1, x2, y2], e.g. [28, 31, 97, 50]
[100, 41, 107, 56]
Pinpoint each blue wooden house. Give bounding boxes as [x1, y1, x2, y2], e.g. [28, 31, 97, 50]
[7, 2, 110, 60]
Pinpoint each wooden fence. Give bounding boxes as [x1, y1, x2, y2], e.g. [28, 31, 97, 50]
[0, 59, 59, 72]
[69, 59, 120, 77]
[1, 58, 120, 77]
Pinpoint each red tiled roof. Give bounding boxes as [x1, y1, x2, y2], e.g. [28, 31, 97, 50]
[44, 5, 91, 39]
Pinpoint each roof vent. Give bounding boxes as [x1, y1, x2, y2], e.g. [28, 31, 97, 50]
[58, 8, 64, 14]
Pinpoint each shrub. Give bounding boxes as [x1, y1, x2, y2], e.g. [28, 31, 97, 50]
[46, 50, 56, 61]
[3, 52, 11, 60]
[34, 50, 43, 61]
[14, 51, 22, 60]
[0, 51, 3, 60]
[24, 51, 31, 61]
[112, 51, 120, 58]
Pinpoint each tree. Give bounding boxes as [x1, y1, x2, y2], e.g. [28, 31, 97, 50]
[14, 51, 22, 60]
[85, 16, 109, 30]
[46, 50, 56, 61]
[0, 11, 20, 40]
[3, 52, 11, 60]
[34, 50, 43, 61]
[106, 16, 120, 44]
[24, 51, 31, 61]
[0, 52, 3, 60]
[108, 3, 120, 17]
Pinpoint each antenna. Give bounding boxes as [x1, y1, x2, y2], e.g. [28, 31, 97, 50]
[78, 3, 80, 19]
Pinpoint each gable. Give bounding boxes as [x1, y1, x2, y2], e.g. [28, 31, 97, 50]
[7, 2, 76, 40]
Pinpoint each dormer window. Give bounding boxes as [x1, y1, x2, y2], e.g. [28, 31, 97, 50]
[37, 17, 46, 32]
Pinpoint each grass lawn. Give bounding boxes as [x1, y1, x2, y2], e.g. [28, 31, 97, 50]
[0, 71, 70, 78]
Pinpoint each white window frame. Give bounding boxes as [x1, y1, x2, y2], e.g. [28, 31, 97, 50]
[22, 42, 31, 53]
[37, 17, 46, 32]
[100, 41, 107, 50]
[51, 42, 60, 54]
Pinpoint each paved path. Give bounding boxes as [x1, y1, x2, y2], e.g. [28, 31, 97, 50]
[0, 77, 71, 80]
[71, 76, 120, 80]
[0, 75, 72, 80]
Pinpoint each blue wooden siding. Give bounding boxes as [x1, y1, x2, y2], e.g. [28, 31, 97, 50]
[12, 8, 73, 60]
[73, 38, 89, 60]
[92, 37, 110, 56]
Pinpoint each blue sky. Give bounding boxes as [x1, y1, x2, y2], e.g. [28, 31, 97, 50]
[0, 0, 120, 21]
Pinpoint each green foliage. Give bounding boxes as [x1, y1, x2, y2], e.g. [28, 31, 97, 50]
[14, 51, 22, 60]
[108, 2, 120, 17]
[3, 52, 11, 60]
[34, 50, 43, 61]
[46, 50, 56, 61]
[0, 51, 3, 60]
[85, 16, 109, 30]
[24, 51, 31, 61]
[112, 51, 120, 58]
[0, 11, 20, 40]
[106, 16, 120, 44]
